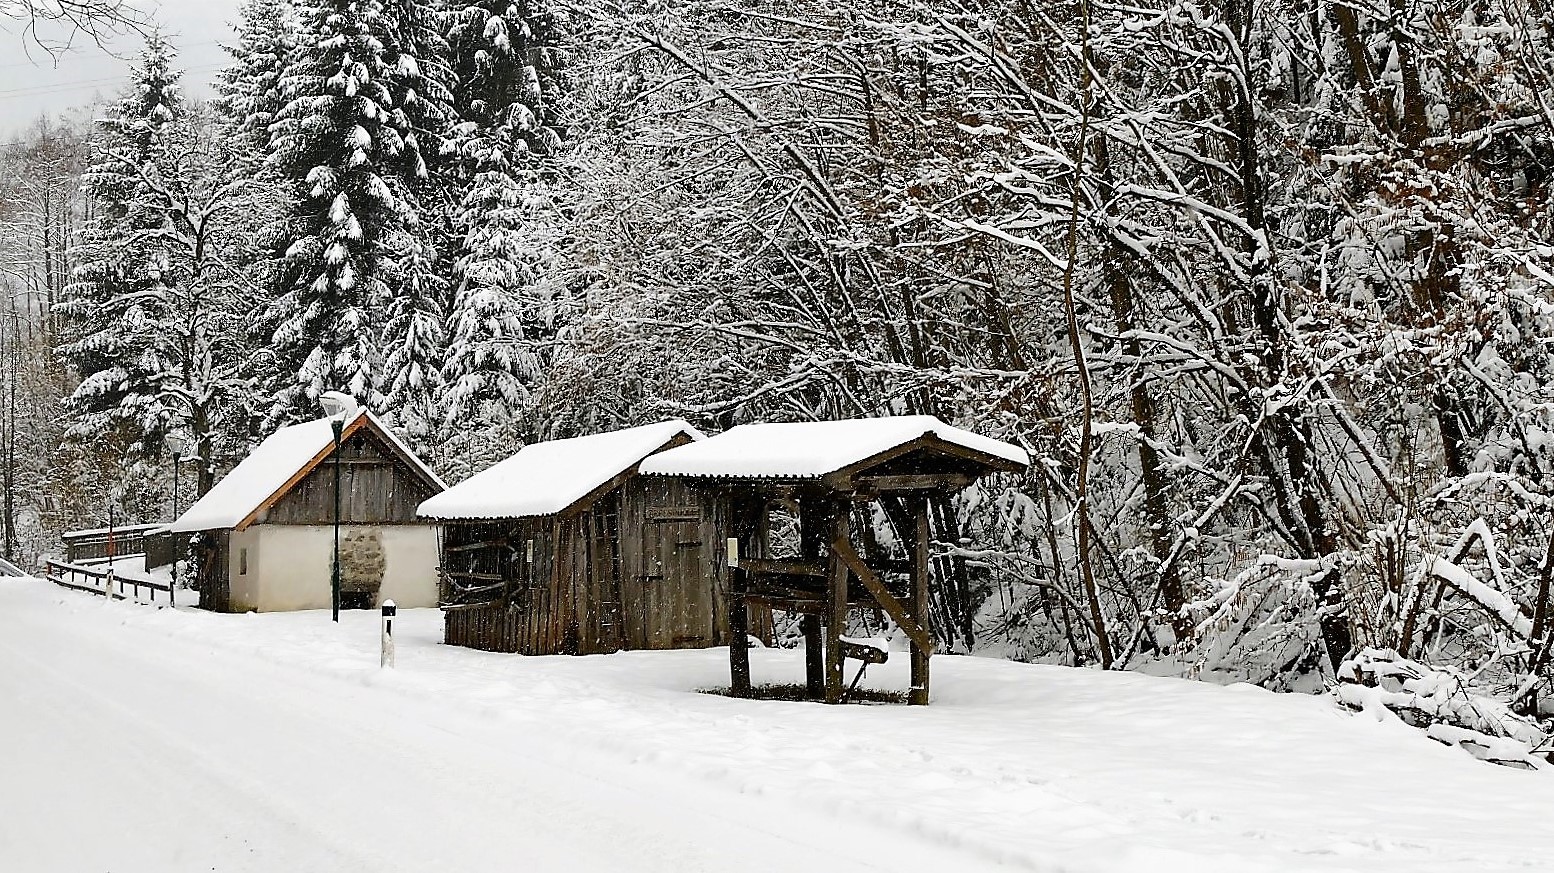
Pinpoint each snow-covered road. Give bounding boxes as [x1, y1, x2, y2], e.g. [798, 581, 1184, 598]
[5, 577, 1554, 873]
[0, 581, 976, 873]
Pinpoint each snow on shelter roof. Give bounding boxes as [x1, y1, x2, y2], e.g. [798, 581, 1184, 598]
[638, 415, 1029, 479]
[415, 420, 705, 520]
[169, 410, 446, 533]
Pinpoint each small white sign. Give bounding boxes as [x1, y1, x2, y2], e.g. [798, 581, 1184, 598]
[726, 537, 740, 568]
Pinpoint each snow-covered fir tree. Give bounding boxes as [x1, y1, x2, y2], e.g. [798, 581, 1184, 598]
[439, 0, 566, 436]
[212, 0, 299, 175]
[266, 0, 455, 422]
[376, 0, 458, 452]
[57, 35, 190, 452]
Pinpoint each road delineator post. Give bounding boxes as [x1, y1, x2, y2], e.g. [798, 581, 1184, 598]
[381, 600, 396, 669]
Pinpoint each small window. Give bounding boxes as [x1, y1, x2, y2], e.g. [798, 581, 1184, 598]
[238, 547, 249, 576]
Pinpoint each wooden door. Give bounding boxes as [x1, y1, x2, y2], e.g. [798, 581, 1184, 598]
[640, 488, 715, 649]
[197, 530, 231, 612]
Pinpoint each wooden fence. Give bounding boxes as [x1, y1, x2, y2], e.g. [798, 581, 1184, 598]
[60, 524, 161, 565]
[43, 559, 175, 607]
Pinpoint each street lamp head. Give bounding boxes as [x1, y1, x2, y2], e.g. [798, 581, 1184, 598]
[165, 432, 188, 458]
[319, 390, 359, 424]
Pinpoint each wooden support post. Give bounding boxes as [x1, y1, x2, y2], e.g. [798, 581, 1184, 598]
[825, 504, 848, 704]
[729, 496, 753, 697]
[802, 614, 824, 699]
[910, 496, 932, 706]
[729, 582, 751, 696]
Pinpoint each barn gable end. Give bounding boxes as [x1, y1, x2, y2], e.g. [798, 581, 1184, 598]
[262, 426, 441, 526]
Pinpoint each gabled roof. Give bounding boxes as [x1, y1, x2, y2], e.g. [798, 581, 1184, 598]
[638, 415, 1028, 479]
[169, 409, 446, 533]
[416, 420, 705, 521]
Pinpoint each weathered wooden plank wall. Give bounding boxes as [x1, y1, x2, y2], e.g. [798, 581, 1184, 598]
[443, 517, 569, 654]
[265, 430, 435, 525]
[440, 475, 752, 655]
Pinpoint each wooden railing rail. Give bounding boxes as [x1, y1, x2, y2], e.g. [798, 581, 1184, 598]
[43, 559, 175, 607]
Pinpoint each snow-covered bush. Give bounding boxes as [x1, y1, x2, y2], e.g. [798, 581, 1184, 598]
[1336, 649, 1550, 770]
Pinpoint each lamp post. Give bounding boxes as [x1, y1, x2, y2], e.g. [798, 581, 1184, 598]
[166, 433, 186, 607]
[320, 392, 356, 623]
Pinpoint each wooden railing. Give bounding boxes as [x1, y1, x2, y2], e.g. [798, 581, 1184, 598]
[43, 559, 175, 607]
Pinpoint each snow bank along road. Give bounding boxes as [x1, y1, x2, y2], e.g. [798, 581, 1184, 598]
[3, 580, 1554, 873]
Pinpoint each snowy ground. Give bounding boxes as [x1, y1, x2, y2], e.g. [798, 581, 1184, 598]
[2, 579, 1552, 872]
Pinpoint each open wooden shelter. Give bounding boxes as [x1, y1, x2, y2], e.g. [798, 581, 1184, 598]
[418, 420, 761, 655]
[640, 416, 1028, 705]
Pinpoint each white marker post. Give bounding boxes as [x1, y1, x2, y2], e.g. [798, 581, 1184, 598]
[381, 600, 396, 668]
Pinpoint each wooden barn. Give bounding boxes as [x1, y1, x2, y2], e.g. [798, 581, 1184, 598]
[418, 420, 757, 655]
[639, 416, 1028, 704]
[168, 409, 447, 613]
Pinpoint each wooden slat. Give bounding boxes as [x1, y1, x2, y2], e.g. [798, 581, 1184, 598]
[446, 570, 505, 581]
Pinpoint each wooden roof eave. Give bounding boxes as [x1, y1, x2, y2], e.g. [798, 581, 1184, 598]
[818, 432, 1026, 492]
[635, 432, 1024, 492]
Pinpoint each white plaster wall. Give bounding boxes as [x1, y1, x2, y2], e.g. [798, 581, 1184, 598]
[247, 525, 440, 612]
[227, 527, 264, 613]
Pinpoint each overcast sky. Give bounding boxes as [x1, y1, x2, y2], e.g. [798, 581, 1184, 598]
[0, 0, 243, 138]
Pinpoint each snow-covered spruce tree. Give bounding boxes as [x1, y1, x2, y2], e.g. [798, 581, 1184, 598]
[266, 0, 454, 423]
[213, 0, 299, 175]
[212, 0, 301, 410]
[59, 36, 188, 451]
[376, 0, 457, 453]
[438, 0, 567, 440]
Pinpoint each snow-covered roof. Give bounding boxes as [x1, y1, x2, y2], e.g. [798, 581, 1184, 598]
[0, 555, 26, 577]
[416, 420, 704, 520]
[638, 415, 1028, 479]
[169, 409, 446, 533]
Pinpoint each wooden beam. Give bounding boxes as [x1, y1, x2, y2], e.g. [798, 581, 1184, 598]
[745, 595, 824, 614]
[745, 578, 828, 601]
[739, 558, 827, 578]
[853, 473, 974, 493]
[910, 496, 932, 706]
[820, 432, 1026, 493]
[833, 536, 935, 655]
[824, 505, 848, 704]
[802, 614, 823, 700]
